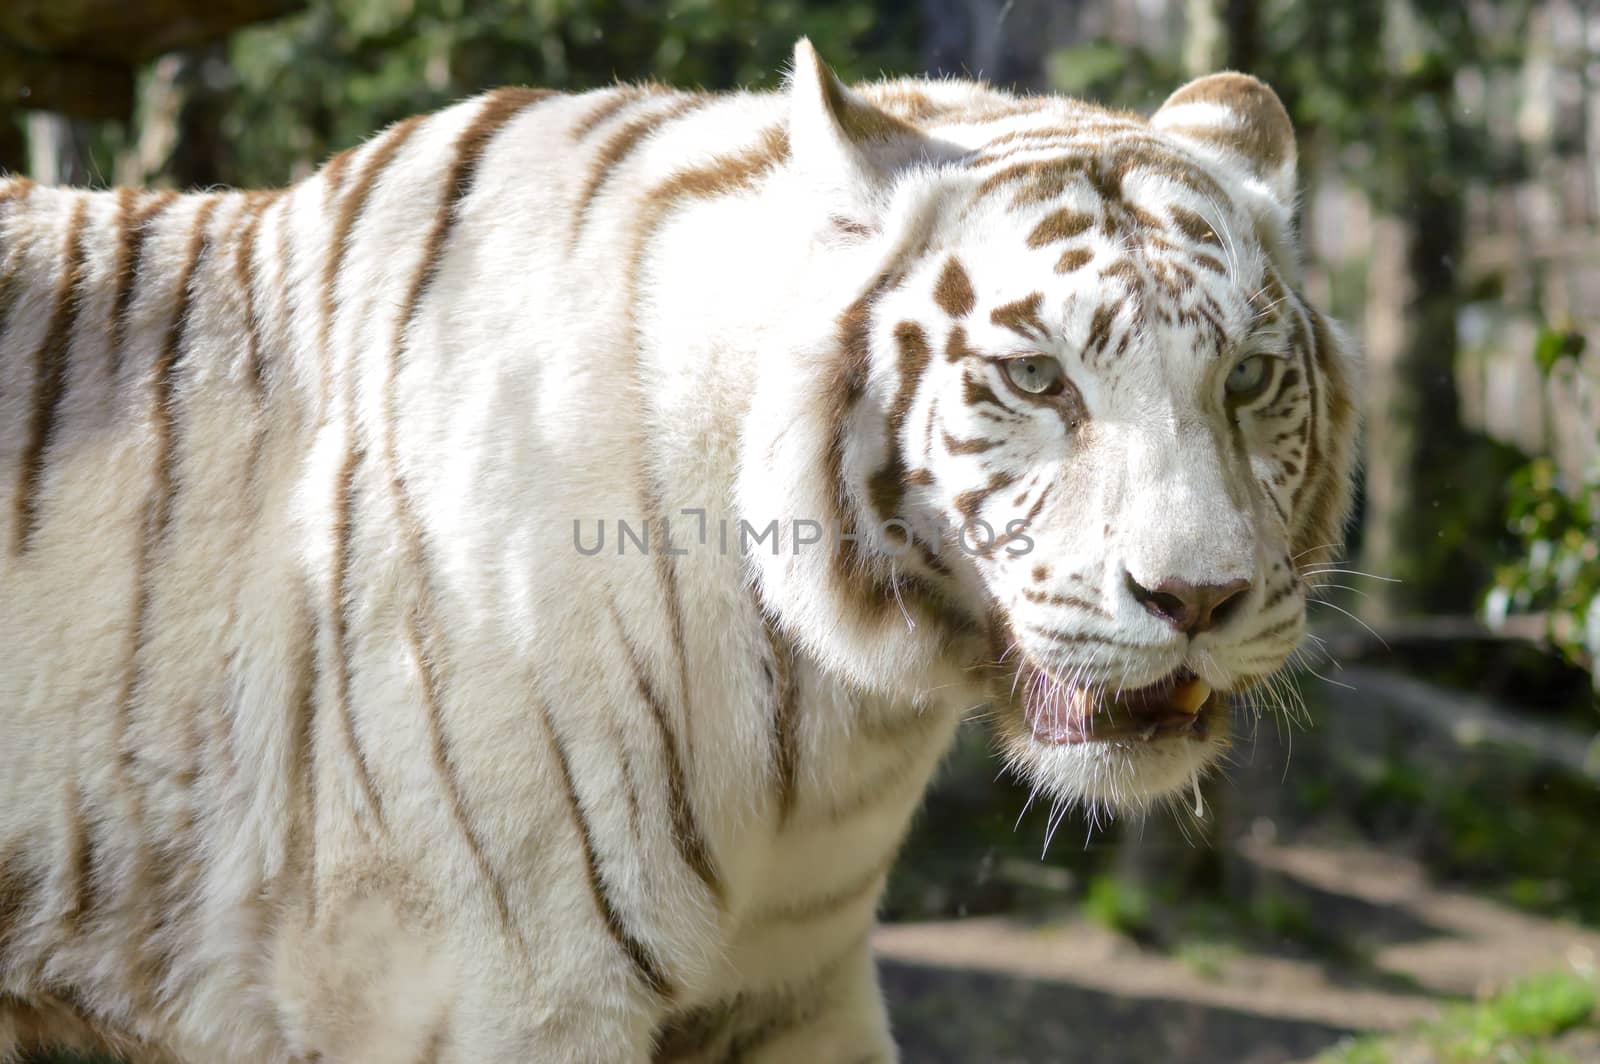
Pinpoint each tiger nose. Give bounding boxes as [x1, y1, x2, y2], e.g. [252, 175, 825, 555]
[1124, 572, 1251, 634]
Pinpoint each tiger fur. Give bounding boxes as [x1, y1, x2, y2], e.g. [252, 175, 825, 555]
[0, 40, 1358, 1062]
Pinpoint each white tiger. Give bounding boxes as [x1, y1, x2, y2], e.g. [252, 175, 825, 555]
[0, 39, 1358, 1063]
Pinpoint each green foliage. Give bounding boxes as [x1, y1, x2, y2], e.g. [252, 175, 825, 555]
[1489, 449, 1600, 678]
[1081, 873, 1153, 937]
[1320, 970, 1597, 1064]
[1533, 328, 1588, 378]
[1349, 752, 1600, 923]
[219, 0, 921, 185]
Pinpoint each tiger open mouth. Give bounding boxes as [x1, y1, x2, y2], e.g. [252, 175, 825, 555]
[1024, 668, 1219, 745]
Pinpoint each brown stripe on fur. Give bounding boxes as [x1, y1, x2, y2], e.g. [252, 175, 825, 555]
[820, 733, 944, 824]
[971, 122, 1143, 158]
[954, 472, 1018, 522]
[610, 601, 724, 906]
[623, 122, 791, 784]
[403, 613, 529, 955]
[748, 853, 895, 927]
[652, 1001, 736, 1062]
[536, 697, 673, 999]
[61, 784, 97, 935]
[1284, 296, 1318, 515]
[977, 146, 1231, 215]
[0, 846, 43, 966]
[104, 194, 196, 1007]
[0, 178, 33, 207]
[319, 115, 425, 368]
[146, 196, 219, 543]
[1055, 247, 1094, 273]
[987, 481, 1053, 558]
[373, 88, 556, 834]
[599, 713, 645, 846]
[0, 185, 39, 341]
[943, 323, 978, 364]
[108, 189, 179, 378]
[396, 88, 554, 337]
[1263, 364, 1302, 411]
[231, 194, 273, 394]
[1085, 303, 1116, 356]
[1020, 586, 1112, 618]
[989, 292, 1045, 338]
[13, 196, 89, 552]
[287, 623, 320, 920]
[570, 87, 642, 140]
[941, 428, 998, 455]
[823, 280, 891, 602]
[1295, 305, 1353, 563]
[415, 1021, 448, 1064]
[858, 704, 945, 744]
[644, 509, 696, 786]
[763, 617, 801, 828]
[1025, 208, 1094, 248]
[865, 321, 932, 544]
[638, 124, 789, 217]
[1168, 205, 1222, 246]
[932, 256, 975, 318]
[961, 372, 1009, 412]
[321, 145, 356, 191]
[571, 94, 710, 248]
[273, 194, 295, 368]
[327, 444, 385, 830]
[720, 934, 869, 1058]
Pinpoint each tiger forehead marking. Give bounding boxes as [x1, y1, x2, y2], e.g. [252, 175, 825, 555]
[0, 38, 1355, 1064]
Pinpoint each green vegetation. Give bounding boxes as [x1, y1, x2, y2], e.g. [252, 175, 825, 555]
[1320, 970, 1598, 1064]
[184, 0, 920, 186]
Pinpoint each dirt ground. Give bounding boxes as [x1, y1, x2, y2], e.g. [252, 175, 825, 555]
[875, 839, 1600, 1063]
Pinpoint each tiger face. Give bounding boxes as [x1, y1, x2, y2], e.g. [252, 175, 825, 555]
[743, 47, 1358, 817]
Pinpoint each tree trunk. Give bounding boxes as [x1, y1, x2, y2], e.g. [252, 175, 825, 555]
[25, 112, 92, 185]
[1361, 187, 1471, 619]
[0, 110, 25, 176]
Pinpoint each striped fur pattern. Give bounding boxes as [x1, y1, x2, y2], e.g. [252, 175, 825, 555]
[0, 40, 1357, 1062]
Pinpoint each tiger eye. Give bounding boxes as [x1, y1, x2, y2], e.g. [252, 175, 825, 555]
[1002, 356, 1065, 397]
[1224, 354, 1273, 402]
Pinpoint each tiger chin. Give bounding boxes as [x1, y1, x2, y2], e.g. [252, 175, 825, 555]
[0, 36, 1356, 1064]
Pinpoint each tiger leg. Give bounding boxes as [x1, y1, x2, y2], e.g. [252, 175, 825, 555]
[656, 942, 895, 1064]
[270, 882, 659, 1063]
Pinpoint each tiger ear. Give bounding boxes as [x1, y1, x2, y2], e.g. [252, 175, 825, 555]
[787, 38, 932, 243]
[1151, 73, 1297, 209]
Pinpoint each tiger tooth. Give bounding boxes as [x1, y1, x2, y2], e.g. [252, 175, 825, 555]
[1139, 724, 1158, 742]
[1171, 677, 1212, 715]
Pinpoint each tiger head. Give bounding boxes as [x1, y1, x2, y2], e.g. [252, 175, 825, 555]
[740, 42, 1359, 816]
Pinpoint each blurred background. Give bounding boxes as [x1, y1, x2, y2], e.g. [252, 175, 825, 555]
[5, 1, 1600, 1061]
